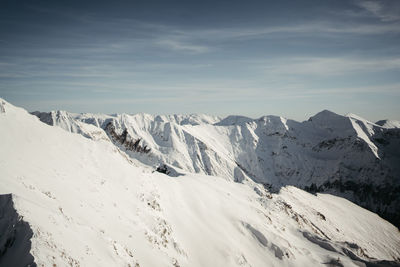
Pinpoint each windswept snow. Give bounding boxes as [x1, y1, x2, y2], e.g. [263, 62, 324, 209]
[1, 99, 400, 266]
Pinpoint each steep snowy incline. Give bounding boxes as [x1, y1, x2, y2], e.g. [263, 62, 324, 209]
[2, 99, 400, 266]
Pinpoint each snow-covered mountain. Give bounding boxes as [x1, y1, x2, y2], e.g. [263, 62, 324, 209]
[32, 107, 400, 229]
[1, 98, 400, 266]
[376, 119, 400, 129]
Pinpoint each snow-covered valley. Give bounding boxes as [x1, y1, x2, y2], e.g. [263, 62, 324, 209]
[1, 98, 400, 266]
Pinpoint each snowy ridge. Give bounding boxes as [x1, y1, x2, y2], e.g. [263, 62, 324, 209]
[32, 106, 400, 228]
[1, 98, 400, 266]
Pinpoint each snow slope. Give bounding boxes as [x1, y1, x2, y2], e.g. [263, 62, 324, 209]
[1, 99, 400, 266]
[32, 107, 400, 228]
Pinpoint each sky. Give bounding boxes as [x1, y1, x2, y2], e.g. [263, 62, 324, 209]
[0, 0, 399, 121]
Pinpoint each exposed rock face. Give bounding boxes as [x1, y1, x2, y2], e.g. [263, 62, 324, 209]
[0, 194, 36, 267]
[105, 122, 151, 154]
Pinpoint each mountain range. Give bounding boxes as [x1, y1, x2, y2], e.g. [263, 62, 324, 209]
[32, 105, 400, 228]
[1, 98, 399, 266]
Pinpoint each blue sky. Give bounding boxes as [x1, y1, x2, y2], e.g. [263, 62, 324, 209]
[0, 0, 399, 121]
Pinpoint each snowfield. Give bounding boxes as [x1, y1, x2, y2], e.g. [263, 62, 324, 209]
[1, 99, 400, 267]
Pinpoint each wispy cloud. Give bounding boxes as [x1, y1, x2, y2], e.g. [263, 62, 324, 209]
[156, 39, 210, 54]
[262, 57, 400, 76]
[191, 22, 400, 40]
[356, 0, 400, 21]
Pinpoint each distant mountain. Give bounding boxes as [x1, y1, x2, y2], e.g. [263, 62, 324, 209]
[376, 119, 400, 129]
[1, 98, 400, 266]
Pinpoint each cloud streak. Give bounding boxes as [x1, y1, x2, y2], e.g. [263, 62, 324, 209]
[262, 57, 400, 76]
[356, 0, 400, 22]
[156, 39, 210, 54]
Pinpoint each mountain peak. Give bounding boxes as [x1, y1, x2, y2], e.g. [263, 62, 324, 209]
[309, 110, 342, 121]
[215, 115, 253, 126]
[307, 110, 351, 130]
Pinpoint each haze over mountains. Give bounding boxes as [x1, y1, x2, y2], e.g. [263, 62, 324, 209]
[1, 98, 400, 267]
